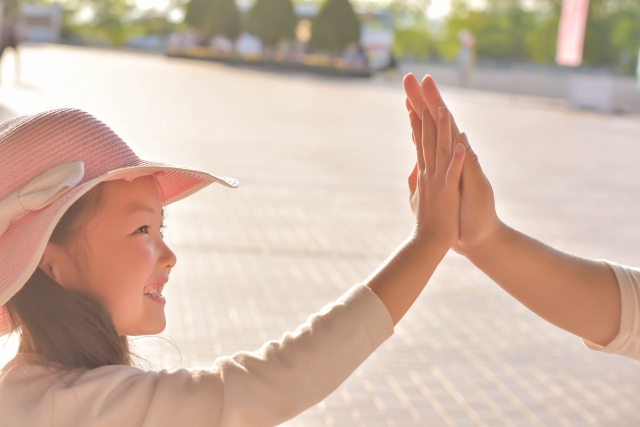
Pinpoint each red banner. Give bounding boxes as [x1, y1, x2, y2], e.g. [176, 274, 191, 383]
[556, 0, 590, 66]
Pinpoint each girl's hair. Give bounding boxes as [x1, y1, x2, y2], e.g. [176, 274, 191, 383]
[5, 183, 132, 370]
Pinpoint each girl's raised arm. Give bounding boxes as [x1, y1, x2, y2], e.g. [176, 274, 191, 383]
[0, 103, 466, 427]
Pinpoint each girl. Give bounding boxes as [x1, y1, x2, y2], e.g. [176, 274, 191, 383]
[0, 106, 465, 426]
[403, 73, 638, 361]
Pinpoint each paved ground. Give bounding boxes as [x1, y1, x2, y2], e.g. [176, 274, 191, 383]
[1, 45, 640, 426]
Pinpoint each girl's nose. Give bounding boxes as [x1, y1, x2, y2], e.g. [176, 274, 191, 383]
[159, 239, 177, 270]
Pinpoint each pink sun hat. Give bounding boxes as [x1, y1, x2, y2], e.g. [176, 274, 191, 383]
[0, 108, 238, 335]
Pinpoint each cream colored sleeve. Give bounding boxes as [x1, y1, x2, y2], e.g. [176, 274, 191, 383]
[581, 260, 640, 361]
[5, 284, 393, 427]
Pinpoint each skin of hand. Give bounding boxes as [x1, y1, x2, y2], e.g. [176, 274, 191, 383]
[403, 73, 500, 256]
[401, 73, 621, 347]
[364, 105, 465, 325]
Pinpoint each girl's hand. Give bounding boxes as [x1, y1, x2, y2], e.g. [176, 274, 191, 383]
[363, 103, 465, 325]
[404, 73, 503, 256]
[407, 101, 466, 247]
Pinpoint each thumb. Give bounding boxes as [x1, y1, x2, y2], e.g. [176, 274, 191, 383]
[459, 132, 482, 176]
[408, 162, 418, 194]
[445, 142, 465, 191]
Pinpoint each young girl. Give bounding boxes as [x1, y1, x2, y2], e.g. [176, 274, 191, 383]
[0, 107, 465, 425]
[403, 73, 639, 361]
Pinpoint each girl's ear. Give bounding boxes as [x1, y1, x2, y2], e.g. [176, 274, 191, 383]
[38, 242, 76, 289]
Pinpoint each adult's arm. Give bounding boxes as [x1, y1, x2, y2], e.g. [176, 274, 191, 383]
[403, 73, 621, 348]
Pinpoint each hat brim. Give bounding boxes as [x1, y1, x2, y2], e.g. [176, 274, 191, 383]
[0, 160, 238, 335]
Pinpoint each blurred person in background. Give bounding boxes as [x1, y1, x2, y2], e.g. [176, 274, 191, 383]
[457, 29, 475, 87]
[0, 7, 22, 84]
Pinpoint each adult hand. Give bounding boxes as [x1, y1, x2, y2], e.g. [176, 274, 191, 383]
[403, 73, 503, 256]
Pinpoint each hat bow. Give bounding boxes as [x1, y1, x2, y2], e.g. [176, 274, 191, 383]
[0, 161, 85, 236]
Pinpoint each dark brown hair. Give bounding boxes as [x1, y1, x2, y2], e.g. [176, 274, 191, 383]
[5, 183, 132, 369]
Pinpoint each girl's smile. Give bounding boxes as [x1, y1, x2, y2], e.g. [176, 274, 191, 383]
[144, 278, 168, 303]
[38, 175, 176, 336]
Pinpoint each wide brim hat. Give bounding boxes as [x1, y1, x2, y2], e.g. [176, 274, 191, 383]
[0, 108, 238, 335]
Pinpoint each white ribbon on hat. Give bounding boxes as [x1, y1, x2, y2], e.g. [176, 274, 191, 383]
[0, 161, 85, 236]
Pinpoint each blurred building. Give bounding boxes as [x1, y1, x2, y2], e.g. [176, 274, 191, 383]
[19, 3, 61, 43]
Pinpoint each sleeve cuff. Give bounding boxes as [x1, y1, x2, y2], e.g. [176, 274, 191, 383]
[339, 284, 394, 350]
[581, 260, 640, 360]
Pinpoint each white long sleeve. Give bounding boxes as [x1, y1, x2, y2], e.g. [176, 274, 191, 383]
[582, 260, 640, 361]
[0, 284, 394, 427]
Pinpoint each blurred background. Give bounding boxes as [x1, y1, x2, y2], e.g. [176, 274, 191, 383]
[0, 0, 640, 426]
[1, 0, 639, 110]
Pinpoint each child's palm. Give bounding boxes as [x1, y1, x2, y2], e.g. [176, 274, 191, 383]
[404, 75, 500, 254]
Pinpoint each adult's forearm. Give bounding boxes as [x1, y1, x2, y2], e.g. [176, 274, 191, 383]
[465, 223, 621, 347]
[365, 231, 450, 325]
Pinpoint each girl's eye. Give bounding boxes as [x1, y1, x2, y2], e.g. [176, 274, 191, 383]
[135, 225, 167, 237]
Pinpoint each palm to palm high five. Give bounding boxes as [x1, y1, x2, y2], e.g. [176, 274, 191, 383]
[402, 74, 621, 348]
[404, 74, 500, 256]
[364, 93, 465, 326]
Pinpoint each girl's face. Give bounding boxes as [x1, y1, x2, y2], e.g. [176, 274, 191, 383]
[40, 176, 176, 336]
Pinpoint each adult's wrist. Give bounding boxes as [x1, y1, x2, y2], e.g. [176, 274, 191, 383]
[459, 220, 510, 260]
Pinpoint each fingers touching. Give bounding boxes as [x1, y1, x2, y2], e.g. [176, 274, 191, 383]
[446, 135, 466, 191]
[421, 101, 438, 174]
[404, 73, 461, 138]
[408, 98, 458, 182]
[409, 110, 425, 172]
[435, 107, 453, 177]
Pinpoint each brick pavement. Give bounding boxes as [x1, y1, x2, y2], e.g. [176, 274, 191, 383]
[1, 45, 640, 426]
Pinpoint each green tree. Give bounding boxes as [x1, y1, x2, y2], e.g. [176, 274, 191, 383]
[523, 12, 560, 63]
[89, 0, 133, 46]
[582, 0, 640, 74]
[443, 0, 640, 74]
[246, 0, 297, 47]
[203, 0, 241, 39]
[393, 27, 432, 60]
[309, 0, 360, 53]
[444, 1, 537, 61]
[185, 0, 216, 31]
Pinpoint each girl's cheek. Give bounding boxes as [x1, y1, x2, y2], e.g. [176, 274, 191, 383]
[124, 238, 156, 266]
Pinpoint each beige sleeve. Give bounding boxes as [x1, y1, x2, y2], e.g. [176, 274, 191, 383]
[38, 284, 393, 427]
[581, 260, 640, 361]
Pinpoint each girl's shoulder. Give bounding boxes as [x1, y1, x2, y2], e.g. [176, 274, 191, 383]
[0, 355, 222, 427]
[0, 353, 151, 393]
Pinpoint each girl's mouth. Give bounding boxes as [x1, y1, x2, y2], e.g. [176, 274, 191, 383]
[144, 283, 166, 303]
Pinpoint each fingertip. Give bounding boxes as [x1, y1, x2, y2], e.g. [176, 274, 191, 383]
[403, 73, 420, 90]
[454, 143, 465, 155]
[422, 74, 435, 85]
[438, 107, 448, 120]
